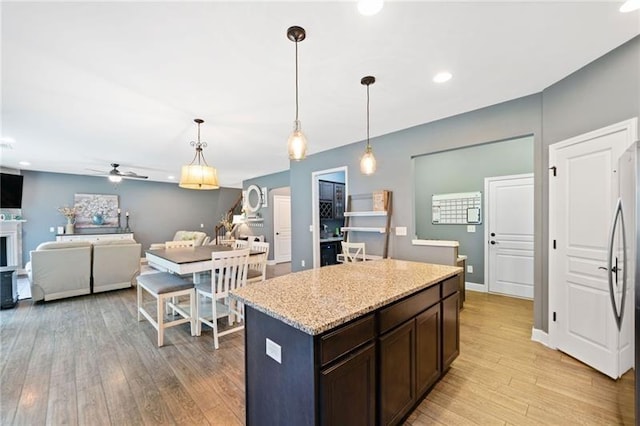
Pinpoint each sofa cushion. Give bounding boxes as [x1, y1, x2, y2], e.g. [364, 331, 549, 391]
[36, 241, 92, 251]
[92, 239, 137, 246]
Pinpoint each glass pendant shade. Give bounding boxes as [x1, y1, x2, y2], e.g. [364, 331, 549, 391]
[179, 164, 219, 190]
[288, 120, 307, 161]
[108, 175, 122, 183]
[360, 145, 377, 175]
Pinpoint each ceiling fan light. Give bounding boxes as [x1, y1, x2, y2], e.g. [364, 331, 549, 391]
[108, 175, 122, 183]
[288, 120, 307, 161]
[360, 146, 377, 175]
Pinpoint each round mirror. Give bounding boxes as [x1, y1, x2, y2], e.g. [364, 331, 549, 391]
[246, 185, 262, 213]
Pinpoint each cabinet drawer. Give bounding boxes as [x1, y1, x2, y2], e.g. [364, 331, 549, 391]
[442, 276, 459, 298]
[379, 285, 440, 335]
[320, 314, 375, 367]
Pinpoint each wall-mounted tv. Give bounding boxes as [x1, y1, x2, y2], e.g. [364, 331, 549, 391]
[0, 173, 24, 209]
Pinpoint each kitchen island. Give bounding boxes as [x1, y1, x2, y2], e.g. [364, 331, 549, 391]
[231, 259, 462, 426]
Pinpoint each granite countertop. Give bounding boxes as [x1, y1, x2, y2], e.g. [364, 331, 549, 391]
[231, 259, 462, 335]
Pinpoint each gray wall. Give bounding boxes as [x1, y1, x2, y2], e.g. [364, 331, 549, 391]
[540, 35, 640, 332]
[242, 170, 290, 261]
[245, 35, 640, 334]
[289, 93, 542, 271]
[20, 170, 241, 265]
[414, 135, 534, 284]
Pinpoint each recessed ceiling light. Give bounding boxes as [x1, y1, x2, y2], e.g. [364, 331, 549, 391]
[18, 161, 31, 166]
[433, 71, 453, 84]
[358, 0, 384, 16]
[168, 175, 175, 180]
[620, 0, 640, 12]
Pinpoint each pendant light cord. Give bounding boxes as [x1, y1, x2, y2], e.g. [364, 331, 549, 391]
[366, 83, 370, 148]
[295, 40, 299, 122]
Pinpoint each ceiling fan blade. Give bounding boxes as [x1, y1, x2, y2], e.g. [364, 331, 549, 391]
[122, 171, 148, 179]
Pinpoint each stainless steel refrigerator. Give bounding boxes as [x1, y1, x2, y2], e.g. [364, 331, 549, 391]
[608, 140, 639, 423]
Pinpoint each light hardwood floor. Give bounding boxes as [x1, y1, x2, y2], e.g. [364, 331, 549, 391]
[1, 267, 635, 425]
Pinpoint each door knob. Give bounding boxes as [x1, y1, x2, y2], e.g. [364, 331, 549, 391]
[490, 241, 497, 245]
[490, 232, 495, 237]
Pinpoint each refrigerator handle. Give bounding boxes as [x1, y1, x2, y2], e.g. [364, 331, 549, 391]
[607, 198, 627, 331]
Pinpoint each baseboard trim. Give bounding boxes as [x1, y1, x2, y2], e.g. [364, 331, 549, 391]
[465, 282, 486, 293]
[531, 328, 549, 347]
[267, 260, 277, 266]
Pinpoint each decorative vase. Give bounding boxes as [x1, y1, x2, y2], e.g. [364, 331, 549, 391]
[65, 222, 75, 234]
[225, 231, 232, 240]
[91, 213, 104, 225]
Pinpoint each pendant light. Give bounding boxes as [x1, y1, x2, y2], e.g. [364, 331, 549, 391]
[179, 118, 219, 190]
[286, 26, 307, 161]
[360, 76, 377, 175]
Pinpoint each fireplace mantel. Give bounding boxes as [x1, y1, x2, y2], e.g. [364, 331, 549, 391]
[0, 220, 26, 269]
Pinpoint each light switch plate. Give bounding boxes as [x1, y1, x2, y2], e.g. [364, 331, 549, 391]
[467, 265, 473, 273]
[266, 338, 282, 364]
[467, 225, 476, 233]
[395, 226, 407, 236]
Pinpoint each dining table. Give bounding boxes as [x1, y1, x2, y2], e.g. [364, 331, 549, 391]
[144, 244, 262, 283]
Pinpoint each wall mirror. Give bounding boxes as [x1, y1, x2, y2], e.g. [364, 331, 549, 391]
[245, 184, 264, 213]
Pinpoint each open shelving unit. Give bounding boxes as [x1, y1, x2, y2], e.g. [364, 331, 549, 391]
[341, 190, 393, 258]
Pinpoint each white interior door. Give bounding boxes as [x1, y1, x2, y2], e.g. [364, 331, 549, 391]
[485, 174, 534, 298]
[549, 119, 636, 379]
[273, 195, 291, 263]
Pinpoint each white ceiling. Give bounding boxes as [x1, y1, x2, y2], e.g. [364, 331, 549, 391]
[1, 1, 639, 188]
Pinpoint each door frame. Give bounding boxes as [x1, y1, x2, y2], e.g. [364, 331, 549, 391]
[548, 118, 637, 351]
[483, 173, 534, 296]
[311, 166, 348, 269]
[273, 194, 291, 264]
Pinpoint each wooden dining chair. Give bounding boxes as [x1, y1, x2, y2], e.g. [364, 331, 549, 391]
[195, 248, 250, 349]
[247, 241, 270, 284]
[233, 240, 249, 249]
[340, 242, 366, 262]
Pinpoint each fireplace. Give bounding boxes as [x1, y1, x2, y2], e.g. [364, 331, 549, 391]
[0, 221, 23, 269]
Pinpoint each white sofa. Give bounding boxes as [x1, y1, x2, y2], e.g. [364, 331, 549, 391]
[27, 241, 92, 302]
[27, 239, 142, 302]
[92, 239, 142, 293]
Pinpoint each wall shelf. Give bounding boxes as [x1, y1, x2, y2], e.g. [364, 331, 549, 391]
[341, 226, 387, 233]
[342, 191, 393, 258]
[343, 211, 387, 217]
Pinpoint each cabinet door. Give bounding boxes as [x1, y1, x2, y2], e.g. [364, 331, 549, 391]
[379, 320, 415, 426]
[415, 304, 441, 396]
[319, 181, 334, 201]
[442, 292, 460, 371]
[320, 343, 376, 426]
[334, 183, 345, 219]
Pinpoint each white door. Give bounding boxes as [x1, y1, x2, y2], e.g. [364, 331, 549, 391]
[549, 119, 636, 379]
[485, 174, 534, 298]
[273, 195, 292, 263]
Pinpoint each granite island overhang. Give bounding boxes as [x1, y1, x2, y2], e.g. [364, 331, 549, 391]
[231, 258, 463, 426]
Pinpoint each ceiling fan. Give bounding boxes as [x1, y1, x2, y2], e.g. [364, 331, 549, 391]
[90, 163, 149, 182]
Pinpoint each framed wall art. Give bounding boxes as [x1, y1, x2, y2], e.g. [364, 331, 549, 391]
[74, 193, 119, 228]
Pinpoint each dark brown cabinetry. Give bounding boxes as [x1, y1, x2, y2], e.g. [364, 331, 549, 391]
[320, 343, 376, 426]
[379, 320, 416, 425]
[378, 285, 442, 425]
[244, 274, 460, 426]
[334, 183, 345, 219]
[319, 180, 345, 220]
